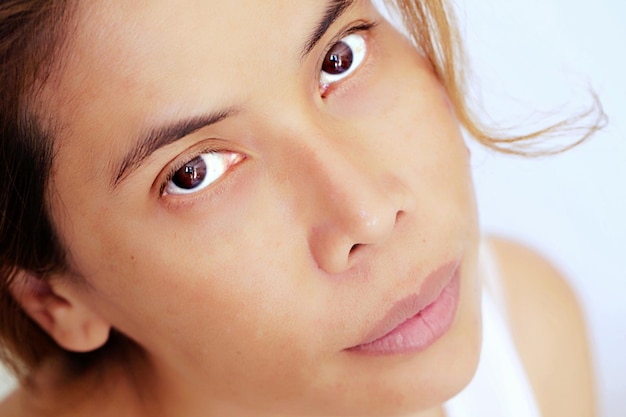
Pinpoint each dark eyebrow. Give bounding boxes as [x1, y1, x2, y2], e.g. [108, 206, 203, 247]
[300, 0, 356, 59]
[111, 1, 354, 189]
[111, 108, 237, 188]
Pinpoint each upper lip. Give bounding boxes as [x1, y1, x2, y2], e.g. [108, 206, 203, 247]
[349, 259, 460, 347]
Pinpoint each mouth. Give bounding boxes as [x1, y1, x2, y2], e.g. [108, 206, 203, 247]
[346, 260, 461, 356]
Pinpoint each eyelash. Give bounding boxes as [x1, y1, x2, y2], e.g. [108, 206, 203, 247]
[322, 20, 378, 59]
[158, 143, 229, 196]
[318, 20, 379, 92]
[156, 20, 380, 200]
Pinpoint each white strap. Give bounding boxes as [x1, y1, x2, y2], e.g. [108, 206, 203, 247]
[444, 241, 542, 417]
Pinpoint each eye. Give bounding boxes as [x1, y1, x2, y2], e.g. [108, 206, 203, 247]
[320, 33, 367, 87]
[164, 151, 243, 196]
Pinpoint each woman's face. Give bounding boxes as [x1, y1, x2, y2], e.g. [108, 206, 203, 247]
[44, 0, 482, 415]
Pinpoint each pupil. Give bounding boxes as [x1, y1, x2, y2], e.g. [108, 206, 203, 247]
[172, 156, 207, 189]
[322, 41, 353, 75]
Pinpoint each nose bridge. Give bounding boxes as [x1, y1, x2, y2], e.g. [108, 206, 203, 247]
[284, 121, 411, 274]
[305, 136, 391, 231]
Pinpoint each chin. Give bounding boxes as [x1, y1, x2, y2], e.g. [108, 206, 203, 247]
[295, 311, 482, 417]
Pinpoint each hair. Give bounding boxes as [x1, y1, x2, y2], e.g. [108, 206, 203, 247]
[390, 0, 606, 154]
[0, 0, 606, 382]
[0, 0, 75, 380]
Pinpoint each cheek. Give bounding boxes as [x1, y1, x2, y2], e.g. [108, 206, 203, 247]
[64, 171, 329, 363]
[328, 30, 468, 166]
[347, 54, 475, 221]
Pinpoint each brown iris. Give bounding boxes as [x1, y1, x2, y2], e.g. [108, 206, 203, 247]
[172, 156, 207, 190]
[322, 41, 354, 75]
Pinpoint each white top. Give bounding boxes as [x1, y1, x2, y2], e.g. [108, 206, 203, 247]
[443, 244, 542, 417]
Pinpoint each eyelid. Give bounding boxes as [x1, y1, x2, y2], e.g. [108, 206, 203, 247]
[156, 140, 237, 197]
[317, 19, 379, 92]
[319, 20, 379, 62]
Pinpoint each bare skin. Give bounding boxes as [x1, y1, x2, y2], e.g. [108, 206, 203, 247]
[0, 238, 596, 417]
[492, 237, 597, 417]
[0, 0, 596, 416]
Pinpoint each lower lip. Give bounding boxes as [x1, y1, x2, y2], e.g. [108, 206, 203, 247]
[347, 271, 460, 356]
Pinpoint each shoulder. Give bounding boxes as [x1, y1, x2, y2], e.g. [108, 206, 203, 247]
[0, 386, 60, 417]
[0, 384, 112, 417]
[486, 236, 596, 417]
[0, 360, 147, 417]
[0, 388, 28, 417]
[0, 366, 108, 417]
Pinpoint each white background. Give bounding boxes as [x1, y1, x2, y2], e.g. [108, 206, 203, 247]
[457, 0, 626, 416]
[2, 1, 625, 416]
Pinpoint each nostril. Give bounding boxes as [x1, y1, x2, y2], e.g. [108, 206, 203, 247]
[395, 210, 404, 225]
[350, 244, 361, 254]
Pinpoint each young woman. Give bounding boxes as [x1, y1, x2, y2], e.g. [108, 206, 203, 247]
[0, 0, 600, 416]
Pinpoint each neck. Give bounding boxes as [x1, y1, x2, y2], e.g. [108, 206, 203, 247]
[138, 360, 449, 417]
[26, 354, 447, 417]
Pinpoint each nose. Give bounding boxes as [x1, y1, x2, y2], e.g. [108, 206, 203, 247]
[294, 137, 415, 274]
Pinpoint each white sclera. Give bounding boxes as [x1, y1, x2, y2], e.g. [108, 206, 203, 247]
[320, 33, 367, 86]
[166, 152, 239, 196]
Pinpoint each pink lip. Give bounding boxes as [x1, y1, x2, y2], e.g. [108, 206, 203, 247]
[347, 260, 461, 355]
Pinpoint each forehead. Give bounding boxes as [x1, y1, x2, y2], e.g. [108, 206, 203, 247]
[44, 0, 352, 176]
[60, 1, 323, 101]
[77, 1, 314, 63]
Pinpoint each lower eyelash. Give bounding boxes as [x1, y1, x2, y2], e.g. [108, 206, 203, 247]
[159, 147, 222, 196]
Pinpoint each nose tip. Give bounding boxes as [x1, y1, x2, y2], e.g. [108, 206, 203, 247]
[288, 130, 415, 275]
[355, 206, 398, 244]
[310, 203, 406, 274]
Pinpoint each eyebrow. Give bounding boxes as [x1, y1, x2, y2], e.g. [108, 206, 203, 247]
[111, 108, 237, 188]
[301, 0, 356, 59]
[111, 0, 355, 189]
